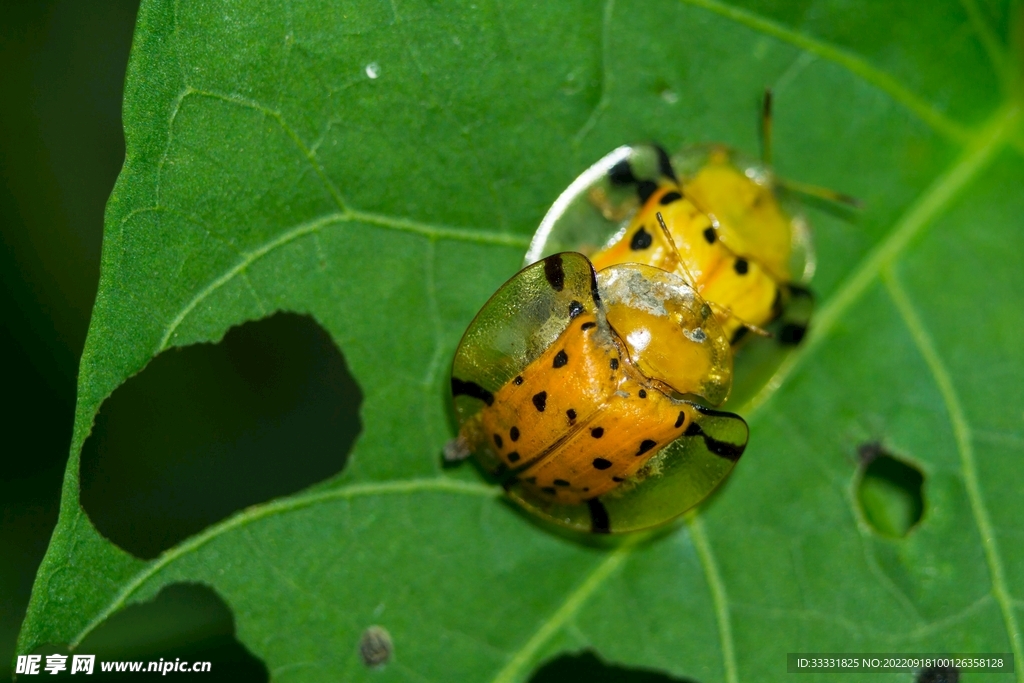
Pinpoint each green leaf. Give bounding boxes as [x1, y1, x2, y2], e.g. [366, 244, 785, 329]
[19, 0, 1024, 681]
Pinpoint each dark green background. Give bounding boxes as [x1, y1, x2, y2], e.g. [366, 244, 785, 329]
[1, 2, 139, 677]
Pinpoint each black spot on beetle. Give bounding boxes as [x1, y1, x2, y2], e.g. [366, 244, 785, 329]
[703, 226, 716, 244]
[493, 434, 503, 449]
[451, 378, 494, 406]
[568, 300, 584, 319]
[612, 476, 625, 482]
[553, 479, 570, 487]
[608, 159, 638, 186]
[637, 439, 657, 455]
[734, 258, 749, 275]
[566, 408, 577, 423]
[637, 180, 658, 204]
[610, 358, 619, 370]
[638, 389, 647, 399]
[675, 411, 687, 428]
[507, 451, 520, 463]
[581, 321, 596, 331]
[592, 457, 612, 470]
[587, 498, 610, 534]
[542, 486, 557, 495]
[630, 227, 653, 250]
[509, 426, 520, 442]
[544, 254, 565, 291]
[513, 375, 523, 385]
[590, 427, 604, 438]
[553, 350, 568, 368]
[532, 391, 547, 412]
[659, 190, 683, 205]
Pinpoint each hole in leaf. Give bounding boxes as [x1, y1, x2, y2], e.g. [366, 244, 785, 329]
[917, 665, 960, 683]
[81, 312, 362, 558]
[855, 442, 924, 538]
[529, 650, 699, 683]
[76, 583, 268, 681]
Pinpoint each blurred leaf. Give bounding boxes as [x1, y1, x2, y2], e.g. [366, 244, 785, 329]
[18, 0, 1024, 681]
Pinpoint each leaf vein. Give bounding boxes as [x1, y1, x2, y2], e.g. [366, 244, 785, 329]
[678, 0, 972, 143]
[742, 103, 1020, 419]
[854, 516, 926, 622]
[489, 539, 638, 683]
[958, 0, 1010, 89]
[157, 212, 344, 350]
[687, 514, 738, 683]
[731, 593, 993, 642]
[155, 87, 194, 207]
[883, 269, 1023, 681]
[156, 210, 528, 351]
[421, 238, 445, 388]
[186, 88, 350, 211]
[69, 477, 497, 648]
[240, 271, 268, 315]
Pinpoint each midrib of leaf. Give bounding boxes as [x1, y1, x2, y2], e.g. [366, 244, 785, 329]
[884, 270, 1024, 683]
[68, 477, 497, 649]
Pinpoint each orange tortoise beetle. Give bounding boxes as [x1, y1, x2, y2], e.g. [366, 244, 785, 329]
[449, 252, 747, 534]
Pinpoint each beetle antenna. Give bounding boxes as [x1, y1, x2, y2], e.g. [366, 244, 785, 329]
[657, 211, 771, 337]
[655, 212, 698, 287]
[707, 302, 772, 338]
